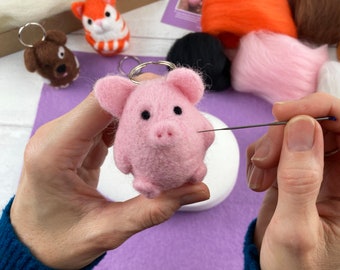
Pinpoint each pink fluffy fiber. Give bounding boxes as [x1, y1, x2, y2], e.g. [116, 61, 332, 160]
[94, 68, 214, 198]
[231, 31, 329, 103]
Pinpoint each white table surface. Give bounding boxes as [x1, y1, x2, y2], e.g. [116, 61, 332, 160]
[0, 1, 190, 209]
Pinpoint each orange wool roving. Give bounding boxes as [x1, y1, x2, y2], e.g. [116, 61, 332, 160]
[201, 0, 297, 49]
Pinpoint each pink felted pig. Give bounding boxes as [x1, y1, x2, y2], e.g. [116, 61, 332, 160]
[94, 68, 215, 198]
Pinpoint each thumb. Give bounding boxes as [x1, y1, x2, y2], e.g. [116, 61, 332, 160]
[99, 183, 210, 248]
[275, 115, 324, 222]
[128, 182, 210, 228]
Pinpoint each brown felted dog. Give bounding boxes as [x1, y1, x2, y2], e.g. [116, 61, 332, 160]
[337, 43, 340, 61]
[24, 30, 79, 88]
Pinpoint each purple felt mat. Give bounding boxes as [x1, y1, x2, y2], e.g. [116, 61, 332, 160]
[33, 51, 273, 270]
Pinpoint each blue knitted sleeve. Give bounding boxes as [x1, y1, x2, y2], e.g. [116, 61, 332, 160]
[0, 197, 105, 270]
[243, 219, 261, 270]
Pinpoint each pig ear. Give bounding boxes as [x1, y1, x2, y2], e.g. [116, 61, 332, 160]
[166, 68, 205, 104]
[94, 76, 135, 117]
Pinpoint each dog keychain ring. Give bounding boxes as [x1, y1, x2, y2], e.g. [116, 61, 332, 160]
[18, 22, 47, 48]
[18, 22, 80, 88]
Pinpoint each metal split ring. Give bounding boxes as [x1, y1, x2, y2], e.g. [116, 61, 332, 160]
[118, 56, 142, 76]
[324, 148, 340, 157]
[128, 60, 177, 84]
[18, 22, 46, 48]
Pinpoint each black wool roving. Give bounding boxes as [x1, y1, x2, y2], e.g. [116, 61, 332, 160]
[166, 32, 231, 91]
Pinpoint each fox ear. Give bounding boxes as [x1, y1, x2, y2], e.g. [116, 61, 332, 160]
[103, 0, 116, 5]
[71, 2, 85, 19]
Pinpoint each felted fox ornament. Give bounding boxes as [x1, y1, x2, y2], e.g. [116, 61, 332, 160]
[71, 0, 130, 56]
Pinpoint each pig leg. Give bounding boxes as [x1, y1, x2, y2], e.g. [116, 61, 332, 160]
[115, 153, 132, 175]
[133, 177, 162, 199]
[189, 163, 207, 183]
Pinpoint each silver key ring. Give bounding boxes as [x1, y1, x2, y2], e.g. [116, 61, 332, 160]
[128, 60, 177, 84]
[324, 148, 340, 157]
[118, 56, 142, 76]
[18, 22, 46, 48]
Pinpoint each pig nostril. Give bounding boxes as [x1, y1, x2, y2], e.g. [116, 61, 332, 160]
[156, 131, 173, 139]
[154, 127, 174, 140]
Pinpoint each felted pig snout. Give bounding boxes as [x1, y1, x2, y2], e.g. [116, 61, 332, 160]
[149, 121, 178, 147]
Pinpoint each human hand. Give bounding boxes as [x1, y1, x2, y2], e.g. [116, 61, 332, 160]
[247, 92, 340, 269]
[10, 84, 209, 269]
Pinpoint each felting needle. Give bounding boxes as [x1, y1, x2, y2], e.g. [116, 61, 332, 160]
[198, 116, 336, 133]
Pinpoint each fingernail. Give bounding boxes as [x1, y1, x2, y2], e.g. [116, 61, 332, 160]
[248, 166, 264, 190]
[251, 138, 270, 162]
[287, 116, 315, 152]
[274, 101, 286, 105]
[180, 186, 210, 205]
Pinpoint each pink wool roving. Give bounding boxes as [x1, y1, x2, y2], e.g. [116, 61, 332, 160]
[94, 68, 215, 198]
[231, 31, 329, 103]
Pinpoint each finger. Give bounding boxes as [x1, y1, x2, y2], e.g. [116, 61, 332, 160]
[324, 131, 340, 155]
[273, 92, 340, 132]
[247, 165, 278, 192]
[135, 72, 160, 81]
[248, 125, 284, 168]
[254, 186, 278, 248]
[40, 92, 113, 170]
[102, 119, 119, 147]
[247, 125, 284, 191]
[81, 135, 109, 169]
[273, 92, 340, 159]
[97, 183, 210, 249]
[54, 92, 113, 144]
[275, 115, 324, 224]
[120, 182, 210, 228]
[65, 73, 160, 141]
[134, 182, 210, 227]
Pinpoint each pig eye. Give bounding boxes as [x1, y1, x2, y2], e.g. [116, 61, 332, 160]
[141, 110, 151, 120]
[173, 106, 182, 115]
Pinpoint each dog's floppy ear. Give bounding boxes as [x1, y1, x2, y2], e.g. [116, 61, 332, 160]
[45, 30, 67, 45]
[24, 48, 38, 72]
